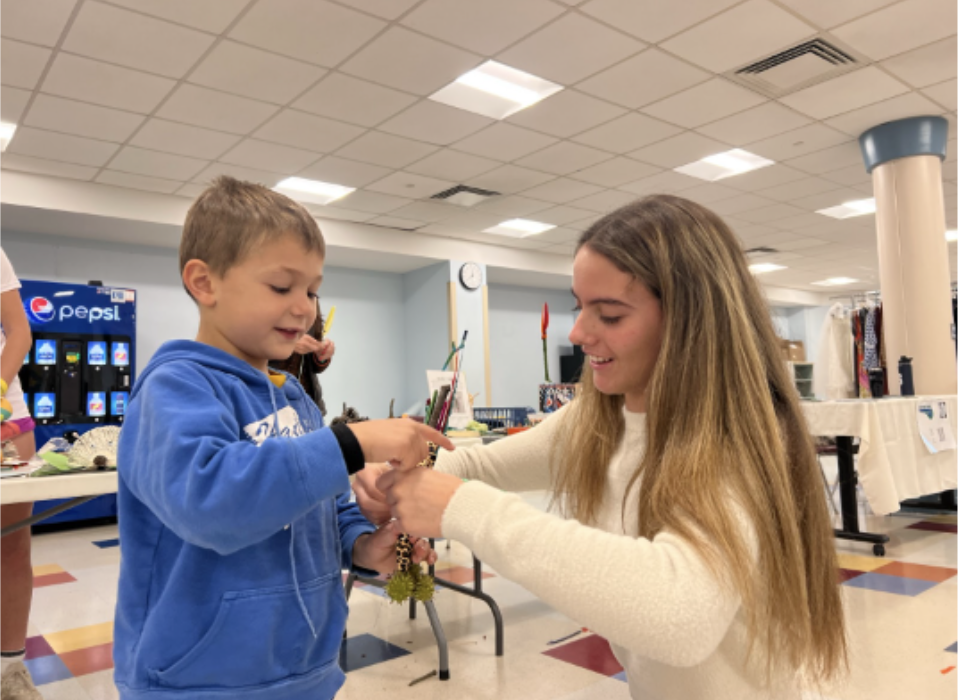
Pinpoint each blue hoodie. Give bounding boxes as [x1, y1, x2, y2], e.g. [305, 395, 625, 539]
[114, 341, 375, 700]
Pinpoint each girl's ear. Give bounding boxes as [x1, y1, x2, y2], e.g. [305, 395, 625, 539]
[183, 259, 217, 308]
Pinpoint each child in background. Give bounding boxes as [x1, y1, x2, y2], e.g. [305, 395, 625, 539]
[115, 176, 451, 700]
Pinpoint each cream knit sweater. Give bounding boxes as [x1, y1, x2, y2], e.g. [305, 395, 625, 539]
[436, 404, 805, 700]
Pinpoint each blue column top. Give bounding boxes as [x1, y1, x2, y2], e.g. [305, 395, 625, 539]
[859, 115, 949, 173]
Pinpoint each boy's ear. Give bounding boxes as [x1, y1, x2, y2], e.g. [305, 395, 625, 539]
[183, 259, 217, 308]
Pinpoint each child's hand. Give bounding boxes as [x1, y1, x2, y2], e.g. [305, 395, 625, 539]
[347, 419, 454, 469]
[353, 463, 392, 525]
[352, 521, 437, 575]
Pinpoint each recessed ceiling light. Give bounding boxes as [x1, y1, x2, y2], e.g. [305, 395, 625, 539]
[749, 263, 786, 274]
[947, 229, 958, 242]
[483, 218, 556, 238]
[811, 277, 859, 286]
[816, 198, 876, 219]
[673, 149, 774, 182]
[274, 177, 354, 206]
[429, 61, 563, 120]
[0, 122, 16, 151]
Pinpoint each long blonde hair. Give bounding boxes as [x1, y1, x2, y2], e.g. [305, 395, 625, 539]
[555, 194, 846, 683]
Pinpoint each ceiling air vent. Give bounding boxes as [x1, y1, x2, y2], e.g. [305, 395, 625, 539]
[431, 184, 500, 207]
[726, 36, 865, 98]
[745, 246, 779, 256]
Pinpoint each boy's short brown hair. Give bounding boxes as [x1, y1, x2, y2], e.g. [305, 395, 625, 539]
[180, 176, 325, 296]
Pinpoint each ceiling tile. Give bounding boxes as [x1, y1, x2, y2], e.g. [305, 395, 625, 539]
[405, 150, 501, 181]
[188, 41, 327, 105]
[219, 139, 320, 173]
[105, 0, 249, 33]
[531, 205, 598, 225]
[820, 163, 872, 187]
[580, 0, 742, 43]
[340, 27, 481, 95]
[526, 226, 581, 244]
[253, 110, 365, 154]
[40, 53, 176, 114]
[825, 92, 944, 136]
[23, 94, 144, 143]
[0, 86, 30, 124]
[923, 79, 958, 111]
[497, 13, 645, 85]
[680, 182, 742, 204]
[779, 66, 910, 120]
[342, 0, 421, 20]
[521, 177, 604, 203]
[616, 169, 703, 195]
[156, 84, 279, 135]
[389, 201, 462, 222]
[709, 193, 776, 215]
[130, 119, 241, 161]
[506, 90, 626, 138]
[787, 188, 866, 211]
[832, 0, 957, 61]
[775, 0, 899, 29]
[881, 36, 957, 89]
[230, 0, 386, 68]
[474, 195, 553, 217]
[572, 113, 683, 154]
[109, 145, 209, 180]
[378, 101, 493, 146]
[661, 0, 816, 73]
[757, 176, 839, 202]
[627, 132, 728, 168]
[785, 142, 864, 174]
[696, 103, 811, 146]
[1, 39, 52, 89]
[336, 131, 438, 169]
[62, 1, 214, 79]
[401, 0, 563, 55]
[96, 170, 182, 194]
[367, 215, 427, 230]
[0, 153, 96, 180]
[568, 157, 660, 187]
[1, 0, 77, 46]
[192, 162, 285, 187]
[7, 127, 118, 166]
[641, 78, 767, 129]
[366, 171, 455, 199]
[723, 163, 809, 191]
[515, 141, 611, 176]
[575, 48, 710, 109]
[453, 122, 557, 161]
[310, 206, 375, 223]
[570, 188, 635, 213]
[298, 156, 392, 188]
[737, 203, 807, 223]
[467, 164, 555, 193]
[745, 123, 851, 162]
[293, 73, 417, 129]
[335, 190, 411, 214]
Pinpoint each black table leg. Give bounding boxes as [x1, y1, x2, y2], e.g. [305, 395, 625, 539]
[832, 436, 889, 556]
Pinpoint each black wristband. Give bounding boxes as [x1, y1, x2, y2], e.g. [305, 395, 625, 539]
[331, 423, 365, 475]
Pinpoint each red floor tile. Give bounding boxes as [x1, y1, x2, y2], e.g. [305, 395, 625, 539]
[434, 566, 494, 586]
[33, 572, 77, 588]
[24, 636, 55, 660]
[58, 642, 113, 677]
[874, 561, 957, 583]
[543, 634, 624, 677]
[907, 522, 957, 534]
[838, 568, 865, 583]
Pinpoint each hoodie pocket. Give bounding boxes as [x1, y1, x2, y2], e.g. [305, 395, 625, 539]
[152, 573, 347, 690]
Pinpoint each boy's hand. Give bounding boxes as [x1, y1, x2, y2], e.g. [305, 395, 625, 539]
[354, 463, 392, 525]
[352, 521, 437, 575]
[347, 419, 454, 469]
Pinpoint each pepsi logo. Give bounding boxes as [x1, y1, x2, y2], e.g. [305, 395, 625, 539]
[26, 297, 55, 324]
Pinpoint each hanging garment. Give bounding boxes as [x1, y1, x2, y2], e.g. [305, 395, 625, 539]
[814, 303, 856, 400]
[863, 305, 879, 369]
[875, 303, 888, 394]
[853, 309, 870, 397]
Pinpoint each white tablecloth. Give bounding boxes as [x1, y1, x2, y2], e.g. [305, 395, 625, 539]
[801, 396, 958, 515]
[0, 471, 118, 505]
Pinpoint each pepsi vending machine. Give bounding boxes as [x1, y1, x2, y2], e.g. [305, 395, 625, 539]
[19, 281, 136, 525]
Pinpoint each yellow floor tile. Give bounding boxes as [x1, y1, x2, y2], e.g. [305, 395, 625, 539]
[837, 553, 892, 572]
[32, 563, 65, 577]
[45, 621, 113, 654]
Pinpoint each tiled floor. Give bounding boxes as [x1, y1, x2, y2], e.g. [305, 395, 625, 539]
[16, 484, 959, 700]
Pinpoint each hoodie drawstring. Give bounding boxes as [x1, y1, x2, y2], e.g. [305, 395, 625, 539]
[268, 377, 318, 639]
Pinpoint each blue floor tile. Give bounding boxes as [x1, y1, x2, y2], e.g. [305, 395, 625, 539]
[23, 655, 72, 685]
[340, 633, 410, 673]
[92, 538, 120, 548]
[612, 670, 628, 682]
[947, 642, 957, 653]
[843, 572, 939, 597]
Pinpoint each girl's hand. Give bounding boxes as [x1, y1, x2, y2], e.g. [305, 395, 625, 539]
[376, 467, 463, 539]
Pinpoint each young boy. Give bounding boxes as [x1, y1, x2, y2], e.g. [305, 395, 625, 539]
[114, 176, 451, 700]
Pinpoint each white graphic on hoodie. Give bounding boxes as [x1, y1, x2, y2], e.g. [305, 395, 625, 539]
[243, 406, 306, 445]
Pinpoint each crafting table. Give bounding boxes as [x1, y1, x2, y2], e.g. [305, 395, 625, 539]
[1, 470, 118, 537]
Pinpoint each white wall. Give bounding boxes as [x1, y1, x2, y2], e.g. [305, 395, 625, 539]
[400, 263, 450, 416]
[487, 284, 577, 409]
